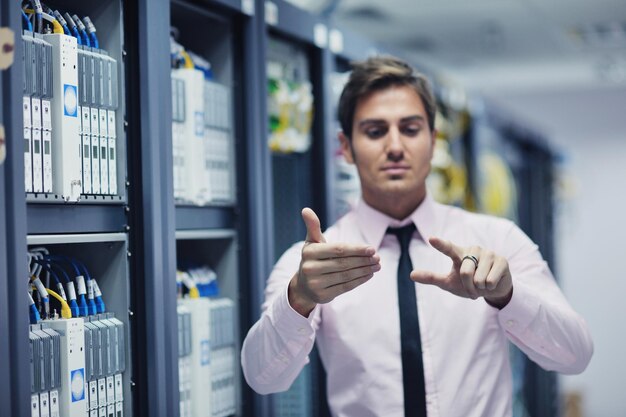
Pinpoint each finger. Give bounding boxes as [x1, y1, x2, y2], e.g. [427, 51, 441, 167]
[460, 247, 481, 298]
[304, 242, 376, 259]
[325, 273, 374, 298]
[485, 257, 508, 291]
[428, 237, 463, 265]
[410, 269, 449, 288]
[322, 263, 381, 288]
[302, 207, 326, 243]
[472, 252, 493, 290]
[305, 254, 380, 275]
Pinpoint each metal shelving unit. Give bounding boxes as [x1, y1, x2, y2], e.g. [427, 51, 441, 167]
[2, 1, 559, 417]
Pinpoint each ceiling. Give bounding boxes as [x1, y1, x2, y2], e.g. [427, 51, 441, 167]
[290, 0, 626, 92]
[287, 0, 626, 146]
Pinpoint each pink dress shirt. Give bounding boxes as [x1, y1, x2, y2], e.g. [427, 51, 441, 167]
[241, 195, 593, 417]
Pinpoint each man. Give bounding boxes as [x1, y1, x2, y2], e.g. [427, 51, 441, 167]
[241, 56, 593, 417]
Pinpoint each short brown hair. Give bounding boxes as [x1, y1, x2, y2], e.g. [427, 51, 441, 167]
[338, 56, 436, 139]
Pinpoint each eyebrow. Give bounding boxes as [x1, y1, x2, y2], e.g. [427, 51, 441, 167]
[357, 115, 426, 128]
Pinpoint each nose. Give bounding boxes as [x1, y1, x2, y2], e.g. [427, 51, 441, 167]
[386, 126, 404, 161]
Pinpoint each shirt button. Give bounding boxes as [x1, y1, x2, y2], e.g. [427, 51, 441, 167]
[506, 320, 516, 327]
[298, 327, 306, 334]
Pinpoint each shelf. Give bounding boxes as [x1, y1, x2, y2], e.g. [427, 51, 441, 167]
[26, 193, 126, 204]
[175, 229, 236, 240]
[172, 0, 249, 17]
[175, 205, 236, 230]
[27, 232, 127, 245]
[211, 0, 249, 14]
[27, 204, 127, 234]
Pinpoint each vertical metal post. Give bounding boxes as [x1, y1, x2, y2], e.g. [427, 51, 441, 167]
[0, 1, 30, 416]
[124, 0, 179, 415]
[238, 1, 275, 416]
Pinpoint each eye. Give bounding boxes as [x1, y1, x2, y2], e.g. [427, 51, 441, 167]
[365, 126, 387, 139]
[401, 125, 420, 136]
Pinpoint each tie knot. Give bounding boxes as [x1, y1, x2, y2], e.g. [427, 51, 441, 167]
[386, 223, 416, 251]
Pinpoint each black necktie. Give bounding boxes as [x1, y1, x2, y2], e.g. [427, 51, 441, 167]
[387, 224, 427, 417]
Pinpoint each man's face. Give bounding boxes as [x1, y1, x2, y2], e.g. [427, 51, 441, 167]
[340, 85, 436, 210]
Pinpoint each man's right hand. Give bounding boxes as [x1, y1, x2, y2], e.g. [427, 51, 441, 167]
[288, 207, 381, 317]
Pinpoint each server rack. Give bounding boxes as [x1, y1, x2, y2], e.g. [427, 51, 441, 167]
[169, 1, 264, 416]
[17, 1, 135, 417]
[2, 2, 560, 417]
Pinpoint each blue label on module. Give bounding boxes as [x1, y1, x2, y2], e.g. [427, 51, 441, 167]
[70, 368, 85, 402]
[200, 339, 210, 366]
[63, 84, 78, 117]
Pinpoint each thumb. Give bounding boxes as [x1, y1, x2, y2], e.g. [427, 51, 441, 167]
[302, 207, 326, 243]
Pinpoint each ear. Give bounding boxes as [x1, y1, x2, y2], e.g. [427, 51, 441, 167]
[339, 131, 355, 164]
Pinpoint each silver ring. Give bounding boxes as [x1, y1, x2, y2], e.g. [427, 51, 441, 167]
[462, 255, 479, 269]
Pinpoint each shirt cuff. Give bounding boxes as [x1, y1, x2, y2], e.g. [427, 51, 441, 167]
[497, 280, 540, 336]
[268, 283, 318, 339]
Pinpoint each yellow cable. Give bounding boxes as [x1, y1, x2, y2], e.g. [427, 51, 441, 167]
[45, 288, 72, 319]
[51, 19, 63, 34]
[24, 9, 64, 34]
[180, 50, 195, 69]
[188, 286, 200, 299]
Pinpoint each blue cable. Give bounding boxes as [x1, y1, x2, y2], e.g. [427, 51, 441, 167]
[77, 260, 105, 313]
[21, 11, 33, 31]
[51, 11, 70, 36]
[74, 259, 98, 315]
[29, 294, 41, 324]
[32, 260, 61, 285]
[42, 260, 71, 284]
[45, 255, 80, 276]
[81, 30, 91, 47]
[89, 32, 99, 49]
[35, 13, 43, 33]
[44, 259, 80, 317]
[82, 16, 99, 50]
[64, 12, 82, 45]
[71, 15, 91, 48]
[72, 27, 82, 45]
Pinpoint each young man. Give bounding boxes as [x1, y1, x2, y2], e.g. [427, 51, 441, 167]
[241, 56, 593, 417]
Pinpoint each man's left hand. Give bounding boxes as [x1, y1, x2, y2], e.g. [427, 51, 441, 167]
[410, 237, 513, 309]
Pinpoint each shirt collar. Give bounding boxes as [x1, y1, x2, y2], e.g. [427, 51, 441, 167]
[355, 193, 439, 249]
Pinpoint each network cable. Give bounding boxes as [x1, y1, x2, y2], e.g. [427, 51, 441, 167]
[45, 287, 72, 319]
[63, 12, 81, 45]
[178, 270, 200, 299]
[44, 254, 89, 317]
[27, 0, 43, 34]
[74, 258, 104, 314]
[82, 16, 99, 49]
[31, 259, 67, 301]
[29, 268, 50, 319]
[23, 7, 63, 34]
[28, 292, 41, 324]
[71, 14, 90, 47]
[21, 9, 33, 31]
[34, 254, 80, 318]
[51, 10, 70, 36]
